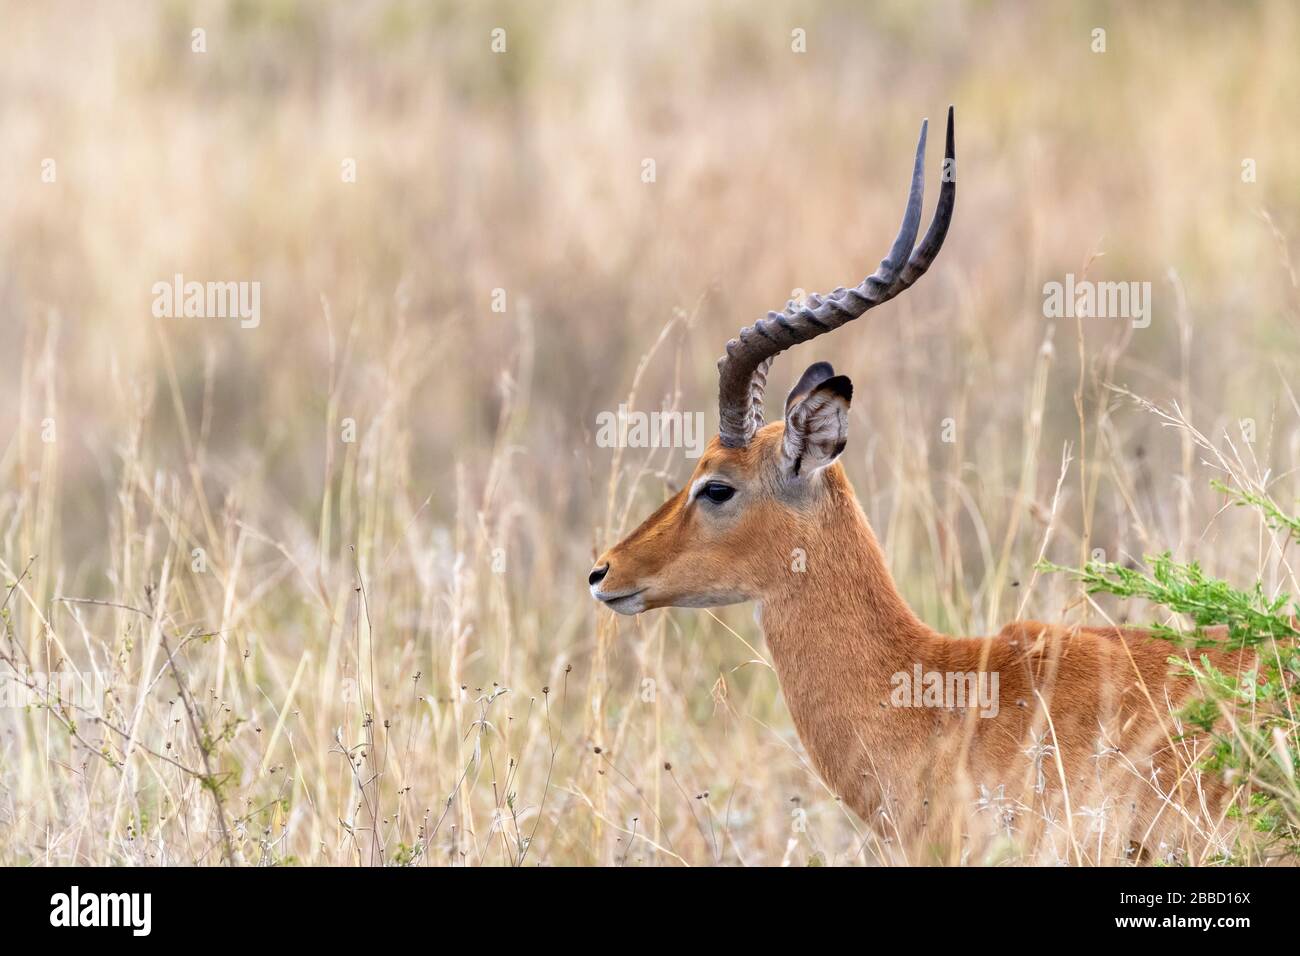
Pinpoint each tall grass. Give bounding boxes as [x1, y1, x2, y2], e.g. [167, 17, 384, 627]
[1, 0, 1298, 865]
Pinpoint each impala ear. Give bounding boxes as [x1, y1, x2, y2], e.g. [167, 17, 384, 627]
[785, 361, 836, 415]
[783, 372, 852, 477]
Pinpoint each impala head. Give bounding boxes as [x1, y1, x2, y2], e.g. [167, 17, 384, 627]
[590, 109, 956, 615]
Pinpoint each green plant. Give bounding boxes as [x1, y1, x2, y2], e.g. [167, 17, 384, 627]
[1042, 484, 1300, 862]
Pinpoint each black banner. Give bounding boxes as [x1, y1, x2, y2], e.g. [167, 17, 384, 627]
[0, 865, 1279, 940]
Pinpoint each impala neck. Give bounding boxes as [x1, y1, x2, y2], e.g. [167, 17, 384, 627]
[760, 464, 930, 656]
[756, 465, 933, 800]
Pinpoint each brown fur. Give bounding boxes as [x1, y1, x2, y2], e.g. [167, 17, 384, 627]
[595, 424, 1252, 860]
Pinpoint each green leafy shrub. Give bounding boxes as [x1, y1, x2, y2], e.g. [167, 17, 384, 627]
[1043, 483, 1300, 863]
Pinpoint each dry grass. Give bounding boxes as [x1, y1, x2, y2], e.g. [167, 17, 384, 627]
[0, 0, 1298, 865]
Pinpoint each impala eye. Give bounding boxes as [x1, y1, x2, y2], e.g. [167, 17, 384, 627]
[699, 481, 736, 504]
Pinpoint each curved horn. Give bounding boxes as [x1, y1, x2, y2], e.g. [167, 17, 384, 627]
[716, 106, 957, 447]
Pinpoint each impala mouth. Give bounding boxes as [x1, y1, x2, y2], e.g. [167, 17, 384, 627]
[592, 587, 648, 615]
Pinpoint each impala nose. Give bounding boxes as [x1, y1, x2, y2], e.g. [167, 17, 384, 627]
[588, 563, 610, 587]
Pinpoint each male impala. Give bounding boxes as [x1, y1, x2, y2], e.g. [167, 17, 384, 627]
[590, 109, 1250, 862]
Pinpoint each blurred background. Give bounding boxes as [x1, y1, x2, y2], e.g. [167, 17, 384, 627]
[1, 0, 1298, 865]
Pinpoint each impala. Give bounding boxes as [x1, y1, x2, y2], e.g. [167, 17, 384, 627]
[589, 109, 1249, 861]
